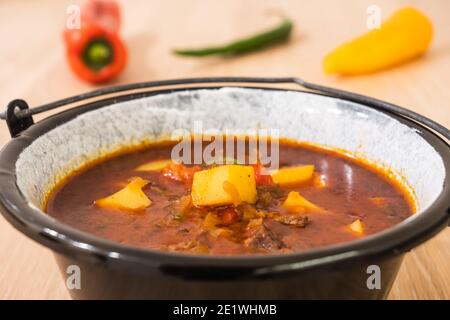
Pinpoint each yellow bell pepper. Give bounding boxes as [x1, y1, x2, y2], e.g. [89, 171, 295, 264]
[323, 7, 433, 75]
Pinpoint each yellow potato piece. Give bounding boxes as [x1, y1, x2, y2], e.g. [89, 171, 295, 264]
[313, 173, 327, 188]
[323, 7, 433, 75]
[369, 197, 387, 206]
[271, 165, 314, 187]
[135, 159, 173, 171]
[222, 181, 242, 206]
[348, 219, 364, 235]
[95, 177, 151, 211]
[191, 165, 256, 207]
[282, 191, 323, 213]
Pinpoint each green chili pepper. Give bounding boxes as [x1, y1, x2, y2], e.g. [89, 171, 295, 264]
[173, 19, 293, 57]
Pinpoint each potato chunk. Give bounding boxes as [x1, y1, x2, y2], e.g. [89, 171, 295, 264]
[191, 165, 256, 206]
[271, 165, 314, 186]
[313, 173, 327, 188]
[348, 219, 364, 235]
[369, 197, 387, 206]
[136, 159, 173, 171]
[282, 191, 323, 213]
[95, 177, 151, 211]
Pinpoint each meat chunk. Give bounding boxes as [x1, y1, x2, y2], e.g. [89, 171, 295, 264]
[273, 214, 310, 227]
[256, 185, 285, 208]
[244, 218, 287, 253]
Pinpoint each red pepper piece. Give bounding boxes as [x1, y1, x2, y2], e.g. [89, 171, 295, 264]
[161, 163, 201, 185]
[220, 207, 239, 226]
[252, 164, 274, 186]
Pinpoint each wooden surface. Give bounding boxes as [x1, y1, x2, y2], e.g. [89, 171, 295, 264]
[0, 0, 449, 299]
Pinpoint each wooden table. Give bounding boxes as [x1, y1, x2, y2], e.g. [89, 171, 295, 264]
[0, 0, 449, 299]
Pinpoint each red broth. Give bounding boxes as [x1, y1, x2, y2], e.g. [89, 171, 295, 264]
[45, 139, 414, 255]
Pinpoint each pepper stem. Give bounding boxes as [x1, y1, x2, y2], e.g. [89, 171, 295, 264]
[83, 38, 114, 71]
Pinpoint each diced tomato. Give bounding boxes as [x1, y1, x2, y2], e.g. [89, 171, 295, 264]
[161, 163, 200, 184]
[252, 164, 274, 186]
[220, 207, 239, 226]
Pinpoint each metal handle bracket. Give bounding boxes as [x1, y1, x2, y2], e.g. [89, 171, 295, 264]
[5, 99, 34, 138]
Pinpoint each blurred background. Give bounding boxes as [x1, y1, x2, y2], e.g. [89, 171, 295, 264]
[0, 0, 449, 299]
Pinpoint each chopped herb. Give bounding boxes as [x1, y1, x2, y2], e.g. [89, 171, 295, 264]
[173, 212, 184, 220]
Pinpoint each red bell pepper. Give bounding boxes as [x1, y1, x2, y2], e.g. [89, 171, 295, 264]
[63, 0, 126, 83]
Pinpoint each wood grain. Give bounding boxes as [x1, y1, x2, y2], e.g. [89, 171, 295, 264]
[0, 0, 448, 299]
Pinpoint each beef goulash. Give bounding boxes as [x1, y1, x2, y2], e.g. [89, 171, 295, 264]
[46, 138, 414, 255]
